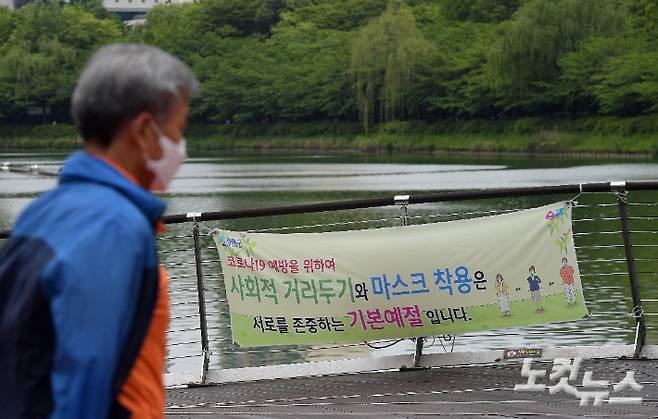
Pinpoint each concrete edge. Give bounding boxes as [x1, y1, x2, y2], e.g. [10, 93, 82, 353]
[195, 344, 647, 386]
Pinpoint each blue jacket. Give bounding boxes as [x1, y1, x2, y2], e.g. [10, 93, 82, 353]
[527, 274, 541, 292]
[0, 151, 166, 418]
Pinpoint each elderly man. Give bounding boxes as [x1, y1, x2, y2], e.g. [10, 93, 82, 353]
[0, 44, 198, 418]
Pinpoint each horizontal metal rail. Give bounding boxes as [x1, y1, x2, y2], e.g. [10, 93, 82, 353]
[4, 178, 658, 383]
[161, 181, 658, 224]
[0, 162, 58, 178]
[2, 180, 657, 239]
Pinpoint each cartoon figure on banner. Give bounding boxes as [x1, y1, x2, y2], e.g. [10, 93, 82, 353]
[560, 257, 577, 307]
[495, 273, 511, 316]
[527, 265, 544, 312]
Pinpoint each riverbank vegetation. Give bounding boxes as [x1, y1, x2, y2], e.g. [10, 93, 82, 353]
[3, 116, 658, 158]
[0, 0, 657, 156]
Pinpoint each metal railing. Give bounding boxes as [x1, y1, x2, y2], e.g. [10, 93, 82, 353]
[2, 180, 658, 385]
[153, 180, 658, 385]
[0, 162, 58, 178]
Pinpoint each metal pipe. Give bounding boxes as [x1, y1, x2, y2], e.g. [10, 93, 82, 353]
[192, 222, 211, 384]
[394, 195, 425, 370]
[614, 184, 646, 358]
[0, 162, 58, 177]
[3, 181, 658, 238]
[159, 180, 658, 224]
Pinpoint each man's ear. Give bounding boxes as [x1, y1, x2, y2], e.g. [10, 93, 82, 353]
[131, 112, 161, 160]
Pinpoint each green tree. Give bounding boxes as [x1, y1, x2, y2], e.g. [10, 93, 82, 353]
[624, 0, 658, 32]
[0, 7, 13, 48]
[193, 37, 275, 122]
[0, 1, 122, 122]
[137, 3, 207, 61]
[268, 21, 355, 120]
[2, 0, 657, 127]
[410, 3, 500, 118]
[351, 0, 429, 133]
[442, 0, 525, 23]
[556, 36, 627, 115]
[282, 0, 387, 31]
[491, 0, 624, 114]
[594, 46, 658, 115]
[0, 40, 76, 120]
[198, 0, 285, 37]
[70, 0, 122, 22]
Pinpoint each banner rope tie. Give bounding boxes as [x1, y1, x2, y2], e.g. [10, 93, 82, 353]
[628, 306, 644, 319]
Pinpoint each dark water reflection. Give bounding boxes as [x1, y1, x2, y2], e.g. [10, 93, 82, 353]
[1, 151, 657, 375]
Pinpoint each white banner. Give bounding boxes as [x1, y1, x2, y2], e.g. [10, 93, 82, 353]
[212, 202, 587, 347]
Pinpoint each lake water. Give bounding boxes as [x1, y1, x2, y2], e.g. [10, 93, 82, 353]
[1, 150, 658, 375]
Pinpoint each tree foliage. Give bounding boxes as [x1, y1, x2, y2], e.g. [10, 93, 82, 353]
[441, 0, 525, 23]
[0, 1, 122, 121]
[0, 0, 657, 130]
[491, 0, 624, 113]
[351, 1, 429, 133]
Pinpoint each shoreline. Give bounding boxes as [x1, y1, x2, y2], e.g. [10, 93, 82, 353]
[187, 145, 653, 160]
[0, 142, 652, 160]
[1, 118, 657, 160]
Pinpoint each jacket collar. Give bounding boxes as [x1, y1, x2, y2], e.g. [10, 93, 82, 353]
[59, 151, 166, 226]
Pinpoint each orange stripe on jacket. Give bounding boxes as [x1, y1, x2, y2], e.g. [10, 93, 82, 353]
[117, 266, 169, 418]
[92, 154, 140, 185]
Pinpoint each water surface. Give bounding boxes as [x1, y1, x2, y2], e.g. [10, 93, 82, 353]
[1, 150, 657, 374]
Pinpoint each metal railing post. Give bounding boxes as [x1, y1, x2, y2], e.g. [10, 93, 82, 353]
[396, 194, 409, 227]
[192, 221, 211, 384]
[395, 195, 425, 369]
[611, 182, 646, 358]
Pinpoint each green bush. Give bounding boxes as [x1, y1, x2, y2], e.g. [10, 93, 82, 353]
[2, 118, 658, 156]
[652, 143, 658, 160]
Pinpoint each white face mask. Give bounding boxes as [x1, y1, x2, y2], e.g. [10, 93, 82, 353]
[145, 123, 187, 192]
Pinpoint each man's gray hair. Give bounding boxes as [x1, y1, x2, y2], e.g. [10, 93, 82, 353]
[71, 43, 199, 146]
